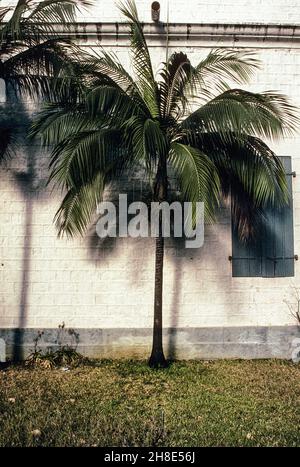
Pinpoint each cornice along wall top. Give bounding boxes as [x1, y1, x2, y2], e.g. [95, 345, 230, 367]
[51, 22, 300, 46]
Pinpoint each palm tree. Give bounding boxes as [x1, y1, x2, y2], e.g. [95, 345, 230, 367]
[32, 0, 298, 368]
[0, 0, 91, 160]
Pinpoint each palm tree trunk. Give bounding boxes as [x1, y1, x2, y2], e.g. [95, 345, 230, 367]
[149, 231, 167, 367]
[149, 157, 168, 368]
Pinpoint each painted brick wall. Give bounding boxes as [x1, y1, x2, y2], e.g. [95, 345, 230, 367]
[0, 1, 300, 358]
[78, 0, 300, 24]
[1, 0, 300, 23]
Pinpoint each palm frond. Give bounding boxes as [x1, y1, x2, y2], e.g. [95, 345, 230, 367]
[86, 84, 146, 123]
[85, 48, 150, 112]
[0, 1, 92, 42]
[169, 142, 220, 223]
[118, 0, 159, 118]
[28, 0, 92, 24]
[54, 172, 105, 237]
[89, 49, 136, 92]
[186, 131, 289, 239]
[30, 101, 88, 144]
[0, 0, 93, 101]
[2, 39, 72, 95]
[159, 52, 193, 119]
[192, 48, 260, 96]
[159, 49, 260, 118]
[49, 127, 123, 189]
[121, 115, 168, 175]
[183, 89, 299, 140]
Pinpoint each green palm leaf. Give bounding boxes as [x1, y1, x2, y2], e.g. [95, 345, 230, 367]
[54, 172, 105, 237]
[28, 0, 92, 24]
[183, 89, 298, 140]
[169, 142, 220, 223]
[118, 0, 159, 118]
[192, 48, 259, 95]
[49, 128, 123, 188]
[159, 52, 193, 119]
[186, 131, 289, 238]
[30, 101, 88, 145]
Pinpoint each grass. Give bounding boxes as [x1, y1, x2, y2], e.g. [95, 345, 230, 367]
[0, 359, 299, 447]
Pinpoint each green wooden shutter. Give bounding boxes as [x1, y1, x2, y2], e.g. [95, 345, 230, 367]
[231, 156, 295, 278]
[262, 156, 295, 277]
[231, 225, 262, 277]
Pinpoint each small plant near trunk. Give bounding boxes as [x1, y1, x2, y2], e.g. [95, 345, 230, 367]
[26, 324, 87, 369]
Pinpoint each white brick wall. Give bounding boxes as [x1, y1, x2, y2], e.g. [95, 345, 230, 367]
[78, 0, 300, 24]
[0, 1, 300, 338]
[1, 0, 300, 24]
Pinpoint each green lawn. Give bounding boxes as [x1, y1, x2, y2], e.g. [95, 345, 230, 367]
[0, 360, 299, 447]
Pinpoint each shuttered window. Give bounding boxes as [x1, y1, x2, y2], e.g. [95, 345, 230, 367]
[231, 156, 295, 278]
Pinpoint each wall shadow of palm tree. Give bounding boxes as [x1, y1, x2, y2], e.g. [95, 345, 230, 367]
[0, 87, 43, 361]
[87, 175, 154, 278]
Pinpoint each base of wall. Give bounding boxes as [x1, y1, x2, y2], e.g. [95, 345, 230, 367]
[0, 326, 300, 361]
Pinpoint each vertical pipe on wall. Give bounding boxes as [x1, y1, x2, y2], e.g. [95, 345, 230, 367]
[166, 0, 170, 64]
